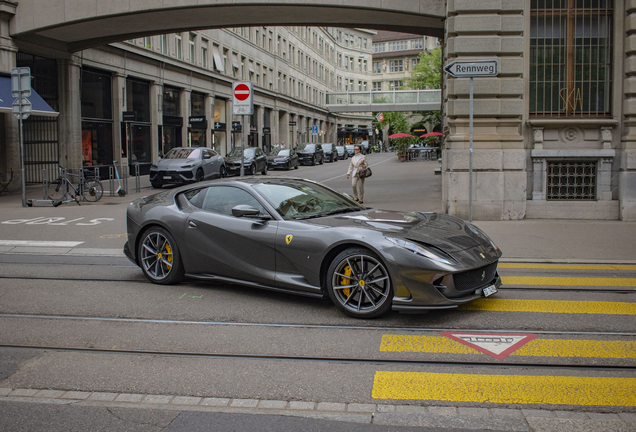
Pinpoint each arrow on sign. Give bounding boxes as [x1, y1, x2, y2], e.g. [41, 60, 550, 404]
[444, 60, 499, 78]
[440, 332, 537, 359]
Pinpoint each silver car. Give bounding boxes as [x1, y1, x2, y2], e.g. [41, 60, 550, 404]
[150, 147, 226, 189]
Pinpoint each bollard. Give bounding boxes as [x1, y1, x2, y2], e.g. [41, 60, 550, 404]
[109, 166, 115, 197]
[42, 168, 47, 199]
[134, 164, 141, 193]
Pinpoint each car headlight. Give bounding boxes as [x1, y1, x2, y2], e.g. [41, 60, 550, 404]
[150, 164, 158, 169]
[386, 237, 457, 265]
[181, 164, 195, 169]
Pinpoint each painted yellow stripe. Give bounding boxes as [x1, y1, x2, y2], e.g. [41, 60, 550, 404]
[501, 276, 636, 287]
[372, 372, 636, 406]
[380, 335, 636, 359]
[460, 299, 636, 315]
[499, 264, 636, 271]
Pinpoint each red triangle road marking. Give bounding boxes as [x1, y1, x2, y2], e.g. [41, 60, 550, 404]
[440, 332, 538, 359]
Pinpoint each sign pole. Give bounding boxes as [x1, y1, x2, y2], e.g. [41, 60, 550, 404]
[469, 76, 473, 222]
[19, 116, 26, 207]
[240, 115, 245, 177]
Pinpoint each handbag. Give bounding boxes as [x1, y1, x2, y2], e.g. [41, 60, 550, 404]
[359, 167, 372, 178]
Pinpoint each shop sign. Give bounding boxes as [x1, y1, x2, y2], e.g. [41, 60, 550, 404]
[214, 122, 226, 131]
[250, 124, 257, 132]
[262, 127, 271, 134]
[289, 121, 296, 126]
[163, 115, 183, 126]
[189, 116, 207, 128]
[122, 111, 137, 122]
[231, 121, 242, 132]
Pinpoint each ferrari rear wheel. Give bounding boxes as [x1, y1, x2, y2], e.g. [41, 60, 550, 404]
[327, 248, 392, 318]
[138, 227, 184, 285]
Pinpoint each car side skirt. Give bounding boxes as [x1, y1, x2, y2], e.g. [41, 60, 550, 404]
[185, 273, 325, 299]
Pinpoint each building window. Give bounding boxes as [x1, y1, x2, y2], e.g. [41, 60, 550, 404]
[189, 33, 196, 64]
[547, 160, 597, 200]
[175, 34, 182, 60]
[144, 37, 152, 49]
[373, 61, 381, 74]
[389, 80, 403, 90]
[390, 60, 403, 72]
[412, 58, 420, 68]
[372, 82, 381, 91]
[201, 40, 208, 68]
[161, 35, 168, 55]
[530, 0, 613, 117]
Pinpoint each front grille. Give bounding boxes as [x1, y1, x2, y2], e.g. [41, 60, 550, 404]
[453, 262, 498, 292]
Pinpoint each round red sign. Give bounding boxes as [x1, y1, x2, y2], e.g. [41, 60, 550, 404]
[234, 84, 250, 101]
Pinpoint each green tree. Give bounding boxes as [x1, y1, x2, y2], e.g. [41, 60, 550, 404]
[407, 47, 442, 131]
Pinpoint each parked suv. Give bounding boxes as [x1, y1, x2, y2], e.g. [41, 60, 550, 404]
[296, 143, 324, 166]
[226, 146, 268, 176]
[150, 147, 226, 188]
[320, 143, 338, 163]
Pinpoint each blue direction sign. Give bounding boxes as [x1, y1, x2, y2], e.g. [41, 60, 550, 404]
[444, 60, 498, 78]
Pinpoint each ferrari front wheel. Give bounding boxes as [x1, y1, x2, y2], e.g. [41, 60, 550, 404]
[138, 227, 184, 285]
[326, 248, 392, 318]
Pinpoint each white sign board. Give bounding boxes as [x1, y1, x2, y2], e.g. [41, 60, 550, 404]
[232, 81, 254, 115]
[11, 67, 31, 98]
[444, 60, 498, 78]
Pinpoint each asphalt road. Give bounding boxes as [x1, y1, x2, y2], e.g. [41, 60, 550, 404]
[0, 153, 635, 431]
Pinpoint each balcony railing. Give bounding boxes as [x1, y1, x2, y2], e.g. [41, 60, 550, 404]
[326, 90, 441, 106]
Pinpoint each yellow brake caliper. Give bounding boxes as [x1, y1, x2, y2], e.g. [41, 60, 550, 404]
[164, 243, 173, 269]
[340, 265, 352, 297]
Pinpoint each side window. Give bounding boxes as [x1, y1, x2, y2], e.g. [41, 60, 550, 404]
[182, 188, 206, 209]
[200, 186, 265, 216]
[209, 149, 218, 157]
[256, 148, 263, 157]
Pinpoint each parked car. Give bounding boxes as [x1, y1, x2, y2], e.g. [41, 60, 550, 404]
[359, 140, 370, 154]
[320, 143, 338, 163]
[344, 144, 355, 157]
[124, 177, 502, 319]
[335, 145, 349, 160]
[150, 147, 226, 189]
[226, 147, 268, 176]
[296, 143, 324, 166]
[268, 148, 299, 171]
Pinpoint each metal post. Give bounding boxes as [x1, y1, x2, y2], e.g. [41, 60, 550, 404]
[468, 77, 474, 223]
[42, 168, 47, 200]
[240, 115, 245, 177]
[109, 166, 114, 197]
[19, 117, 26, 207]
[135, 164, 140, 193]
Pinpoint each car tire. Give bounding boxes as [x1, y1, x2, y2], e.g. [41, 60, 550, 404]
[151, 182, 162, 189]
[138, 226, 184, 285]
[286, 162, 291, 171]
[196, 169, 204, 182]
[261, 163, 267, 175]
[326, 248, 393, 319]
[220, 166, 227, 178]
[311, 156, 316, 166]
[319, 155, 324, 165]
[249, 164, 256, 176]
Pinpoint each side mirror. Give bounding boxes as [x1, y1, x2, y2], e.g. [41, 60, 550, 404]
[231, 204, 271, 220]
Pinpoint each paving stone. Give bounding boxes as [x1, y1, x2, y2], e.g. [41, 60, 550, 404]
[142, 395, 173, 404]
[619, 413, 636, 422]
[230, 398, 259, 408]
[347, 403, 376, 412]
[376, 404, 396, 413]
[171, 396, 201, 406]
[201, 397, 230, 407]
[526, 417, 629, 432]
[258, 400, 288, 409]
[395, 405, 428, 414]
[428, 406, 458, 416]
[9, 389, 39, 397]
[522, 409, 555, 418]
[34, 390, 65, 399]
[288, 401, 316, 410]
[316, 402, 346, 412]
[491, 408, 524, 418]
[60, 391, 90, 400]
[587, 412, 621, 421]
[0, 388, 13, 396]
[554, 411, 589, 419]
[374, 413, 530, 431]
[87, 392, 118, 402]
[114, 393, 144, 403]
[458, 407, 490, 417]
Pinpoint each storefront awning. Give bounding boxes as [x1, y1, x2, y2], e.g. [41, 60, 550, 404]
[0, 76, 59, 117]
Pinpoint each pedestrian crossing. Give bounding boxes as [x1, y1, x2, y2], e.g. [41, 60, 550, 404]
[372, 262, 636, 408]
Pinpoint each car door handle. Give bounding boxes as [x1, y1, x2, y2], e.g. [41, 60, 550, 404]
[189, 221, 197, 228]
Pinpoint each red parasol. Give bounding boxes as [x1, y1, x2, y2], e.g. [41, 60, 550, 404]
[388, 133, 415, 139]
[419, 132, 443, 138]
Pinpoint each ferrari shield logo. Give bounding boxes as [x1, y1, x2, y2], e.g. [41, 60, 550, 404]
[286, 235, 293, 245]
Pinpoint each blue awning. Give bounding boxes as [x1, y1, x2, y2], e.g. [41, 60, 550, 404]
[0, 76, 59, 117]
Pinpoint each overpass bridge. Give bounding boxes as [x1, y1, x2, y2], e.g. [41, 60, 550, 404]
[326, 90, 441, 113]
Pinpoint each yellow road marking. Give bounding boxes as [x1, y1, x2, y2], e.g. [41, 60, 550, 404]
[380, 335, 636, 359]
[499, 264, 636, 271]
[372, 372, 636, 406]
[501, 276, 636, 287]
[460, 299, 636, 315]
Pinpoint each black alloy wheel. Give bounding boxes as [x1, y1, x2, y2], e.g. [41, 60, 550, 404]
[196, 169, 204, 182]
[326, 248, 393, 319]
[220, 165, 227, 178]
[138, 227, 184, 285]
[249, 164, 256, 176]
[261, 162, 267, 175]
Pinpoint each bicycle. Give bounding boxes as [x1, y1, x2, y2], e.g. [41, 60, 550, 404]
[47, 166, 104, 206]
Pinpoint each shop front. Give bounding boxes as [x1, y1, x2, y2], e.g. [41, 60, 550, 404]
[123, 78, 152, 175]
[213, 98, 227, 155]
[188, 92, 206, 147]
[161, 86, 182, 156]
[81, 67, 113, 179]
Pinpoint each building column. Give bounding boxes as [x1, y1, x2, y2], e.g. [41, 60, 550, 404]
[621, 2, 636, 221]
[0, 1, 17, 74]
[205, 93, 214, 149]
[181, 89, 190, 146]
[112, 73, 126, 168]
[58, 56, 83, 172]
[150, 81, 162, 160]
[273, 109, 280, 146]
[443, 1, 525, 220]
[256, 105, 264, 150]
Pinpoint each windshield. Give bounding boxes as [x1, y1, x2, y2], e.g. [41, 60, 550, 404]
[345, 145, 354, 150]
[297, 143, 315, 152]
[271, 149, 290, 157]
[321, 145, 332, 151]
[164, 148, 200, 159]
[254, 180, 362, 220]
[228, 147, 255, 158]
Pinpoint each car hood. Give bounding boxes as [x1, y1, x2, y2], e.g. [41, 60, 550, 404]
[226, 155, 255, 163]
[297, 151, 315, 155]
[271, 156, 290, 162]
[155, 158, 198, 169]
[314, 210, 490, 253]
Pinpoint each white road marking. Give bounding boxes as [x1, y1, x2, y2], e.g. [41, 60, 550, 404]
[0, 240, 84, 247]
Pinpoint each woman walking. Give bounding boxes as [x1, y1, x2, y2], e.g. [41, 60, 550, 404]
[346, 144, 368, 204]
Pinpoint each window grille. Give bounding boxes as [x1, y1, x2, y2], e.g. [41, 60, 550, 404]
[530, 0, 613, 117]
[547, 160, 597, 200]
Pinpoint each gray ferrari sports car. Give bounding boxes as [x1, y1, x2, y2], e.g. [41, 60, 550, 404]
[124, 177, 502, 318]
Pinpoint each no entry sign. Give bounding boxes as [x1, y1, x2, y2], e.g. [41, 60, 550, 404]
[232, 81, 254, 115]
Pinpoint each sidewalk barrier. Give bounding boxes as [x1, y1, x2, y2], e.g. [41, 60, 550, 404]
[134, 163, 141, 193]
[41, 168, 47, 199]
[108, 166, 115, 197]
